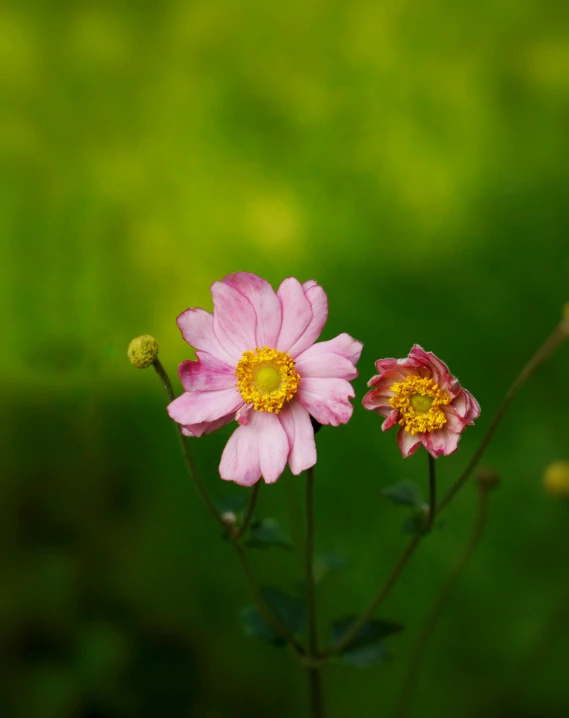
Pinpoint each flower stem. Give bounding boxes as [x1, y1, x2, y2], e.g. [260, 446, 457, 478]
[438, 322, 568, 514]
[428, 454, 437, 530]
[151, 358, 306, 656]
[234, 482, 261, 540]
[394, 486, 491, 718]
[305, 466, 324, 717]
[323, 319, 567, 659]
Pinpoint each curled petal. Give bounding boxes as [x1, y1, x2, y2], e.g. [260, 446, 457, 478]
[295, 332, 363, 366]
[297, 377, 354, 426]
[423, 427, 461, 457]
[397, 429, 422, 458]
[278, 401, 317, 475]
[382, 411, 399, 431]
[182, 414, 234, 438]
[236, 403, 253, 426]
[362, 388, 393, 414]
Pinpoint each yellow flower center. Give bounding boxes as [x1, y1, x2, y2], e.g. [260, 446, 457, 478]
[235, 346, 301, 413]
[389, 375, 451, 435]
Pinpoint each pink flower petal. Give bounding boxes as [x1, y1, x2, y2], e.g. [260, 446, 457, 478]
[297, 377, 354, 426]
[168, 387, 242, 425]
[211, 281, 257, 358]
[278, 400, 317, 475]
[362, 388, 394, 413]
[176, 308, 235, 365]
[257, 411, 289, 484]
[442, 406, 466, 433]
[409, 345, 460, 395]
[223, 272, 282, 347]
[295, 333, 363, 366]
[182, 414, 234, 438]
[423, 427, 461, 457]
[288, 282, 328, 357]
[462, 389, 481, 423]
[236, 403, 253, 426]
[219, 422, 262, 487]
[276, 277, 313, 352]
[397, 428, 422, 458]
[382, 411, 399, 431]
[178, 351, 236, 392]
[295, 352, 358, 380]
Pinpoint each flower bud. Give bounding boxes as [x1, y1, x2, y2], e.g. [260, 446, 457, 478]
[127, 335, 159, 369]
[475, 467, 500, 491]
[221, 511, 237, 526]
[543, 461, 569, 499]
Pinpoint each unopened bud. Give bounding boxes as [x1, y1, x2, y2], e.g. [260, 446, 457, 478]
[221, 511, 237, 526]
[543, 461, 569, 499]
[475, 467, 500, 491]
[127, 335, 159, 369]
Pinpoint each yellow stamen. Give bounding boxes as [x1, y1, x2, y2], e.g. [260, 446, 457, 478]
[389, 375, 450, 435]
[235, 346, 300, 413]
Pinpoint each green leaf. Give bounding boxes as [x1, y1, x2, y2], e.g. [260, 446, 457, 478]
[402, 506, 430, 535]
[382, 481, 422, 506]
[339, 643, 391, 668]
[245, 519, 293, 550]
[329, 616, 403, 669]
[313, 552, 350, 583]
[330, 616, 403, 647]
[239, 588, 306, 646]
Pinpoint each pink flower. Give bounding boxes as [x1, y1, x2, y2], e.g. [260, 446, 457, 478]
[362, 345, 480, 458]
[168, 273, 363, 485]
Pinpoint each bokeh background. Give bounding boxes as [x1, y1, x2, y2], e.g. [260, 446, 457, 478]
[2, 0, 569, 716]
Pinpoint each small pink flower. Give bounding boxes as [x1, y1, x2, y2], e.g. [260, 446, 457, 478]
[362, 345, 480, 458]
[168, 273, 362, 485]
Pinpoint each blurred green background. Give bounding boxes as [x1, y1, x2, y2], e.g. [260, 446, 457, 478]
[2, 0, 569, 716]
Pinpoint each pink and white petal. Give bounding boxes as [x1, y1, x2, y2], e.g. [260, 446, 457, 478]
[295, 352, 358, 380]
[423, 428, 461, 458]
[288, 283, 329, 357]
[256, 411, 290, 484]
[295, 333, 363, 367]
[397, 429, 422, 458]
[362, 388, 393, 414]
[181, 413, 235, 438]
[222, 272, 282, 347]
[236, 403, 253, 426]
[451, 391, 468, 419]
[167, 387, 242, 425]
[375, 358, 398, 372]
[302, 279, 317, 290]
[297, 377, 354, 426]
[461, 389, 481, 423]
[382, 411, 399, 431]
[276, 277, 313, 352]
[278, 401, 317, 475]
[211, 281, 257, 356]
[368, 366, 416, 388]
[442, 406, 467, 433]
[408, 345, 459, 394]
[176, 308, 235, 364]
[178, 353, 236, 392]
[219, 423, 262, 486]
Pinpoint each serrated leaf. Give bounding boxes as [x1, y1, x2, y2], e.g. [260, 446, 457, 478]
[245, 519, 293, 550]
[382, 481, 422, 506]
[339, 643, 391, 668]
[313, 553, 350, 583]
[239, 588, 306, 646]
[330, 616, 403, 648]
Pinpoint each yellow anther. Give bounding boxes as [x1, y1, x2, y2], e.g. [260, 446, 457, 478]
[389, 375, 450, 435]
[235, 346, 300, 413]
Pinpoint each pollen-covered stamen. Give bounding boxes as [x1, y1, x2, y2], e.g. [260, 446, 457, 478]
[389, 375, 451, 435]
[235, 346, 300, 413]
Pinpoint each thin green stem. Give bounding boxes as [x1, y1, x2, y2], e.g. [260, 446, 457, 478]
[151, 358, 305, 656]
[394, 487, 490, 718]
[428, 454, 437, 530]
[305, 466, 324, 717]
[234, 482, 261, 539]
[323, 320, 567, 659]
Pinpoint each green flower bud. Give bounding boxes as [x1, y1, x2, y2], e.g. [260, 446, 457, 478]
[128, 335, 159, 369]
